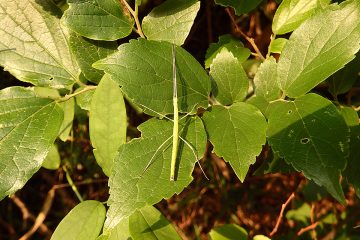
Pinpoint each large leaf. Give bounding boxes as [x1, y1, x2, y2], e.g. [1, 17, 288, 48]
[104, 116, 207, 231]
[202, 103, 267, 181]
[210, 48, 249, 105]
[214, 0, 263, 15]
[94, 39, 210, 116]
[51, 200, 106, 240]
[62, 0, 134, 41]
[142, 0, 200, 46]
[209, 224, 248, 240]
[253, 56, 280, 101]
[90, 75, 127, 176]
[129, 205, 182, 240]
[277, 0, 360, 98]
[0, 87, 63, 200]
[272, 0, 330, 35]
[0, 0, 79, 88]
[267, 93, 349, 203]
[69, 33, 118, 84]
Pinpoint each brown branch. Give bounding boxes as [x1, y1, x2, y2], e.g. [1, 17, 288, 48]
[297, 222, 319, 236]
[225, 8, 265, 61]
[269, 193, 295, 237]
[120, 0, 145, 38]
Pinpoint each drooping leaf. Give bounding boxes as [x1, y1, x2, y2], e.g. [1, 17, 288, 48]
[0, 0, 79, 88]
[267, 93, 349, 203]
[0, 87, 63, 200]
[90, 75, 127, 176]
[62, 0, 134, 41]
[203, 103, 267, 181]
[205, 34, 251, 68]
[209, 224, 248, 240]
[272, 0, 330, 35]
[42, 144, 61, 170]
[253, 56, 280, 101]
[104, 116, 207, 231]
[75, 87, 96, 111]
[210, 48, 249, 105]
[94, 39, 210, 116]
[214, 0, 263, 15]
[129, 205, 182, 240]
[277, 0, 360, 98]
[269, 38, 288, 54]
[69, 33, 118, 84]
[341, 107, 360, 198]
[58, 98, 75, 141]
[51, 200, 106, 240]
[142, 0, 200, 46]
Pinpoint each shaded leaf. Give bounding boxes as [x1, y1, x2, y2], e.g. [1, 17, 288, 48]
[42, 144, 61, 170]
[90, 75, 127, 176]
[51, 200, 106, 240]
[267, 93, 349, 203]
[203, 103, 267, 181]
[214, 0, 263, 15]
[0, 0, 79, 88]
[0, 87, 63, 200]
[210, 48, 249, 105]
[62, 0, 134, 41]
[94, 39, 210, 116]
[75, 87, 96, 111]
[142, 0, 200, 45]
[209, 224, 248, 240]
[277, 1, 360, 98]
[58, 98, 75, 141]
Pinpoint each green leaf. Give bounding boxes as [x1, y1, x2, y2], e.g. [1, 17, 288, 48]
[210, 48, 249, 105]
[0, 0, 79, 88]
[62, 0, 134, 41]
[142, 0, 200, 45]
[90, 75, 127, 176]
[341, 107, 360, 198]
[104, 116, 207, 230]
[94, 39, 210, 116]
[253, 56, 280, 101]
[205, 35, 251, 69]
[253, 235, 271, 240]
[214, 0, 263, 15]
[272, 0, 330, 35]
[267, 93, 349, 203]
[286, 203, 311, 224]
[51, 200, 106, 240]
[42, 144, 61, 170]
[277, 1, 360, 98]
[209, 224, 248, 240]
[69, 33, 118, 84]
[108, 218, 132, 240]
[203, 103, 267, 181]
[269, 38, 287, 54]
[0, 87, 63, 200]
[58, 98, 75, 141]
[129, 205, 182, 240]
[75, 87, 96, 111]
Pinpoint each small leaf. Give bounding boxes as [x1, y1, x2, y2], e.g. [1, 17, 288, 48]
[75, 87, 96, 111]
[267, 93, 349, 203]
[129, 205, 182, 240]
[269, 38, 287, 54]
[0, 87, 63, 200]
[205, 34, 251, 68]
[209, 224, 248, 240]
[253, 56, 280, 101]
[69, 33, 118, 84]
[253, 235, 271, 240]
[0, 0, 79, 88]
[278, 1, 360, 98]
[210, 48, 249, 105]
[214, 0, 263, 15]
[90, 75, 127, 176]
[142, 0, 200, 45]
[51, 200, 106, 240]
[62, 0, 134, 41]
[272, 0, 330, 35]
[203, 103, 267, 181]
[94, 39, 210, 116]
[42, 145, 61, 170]
[286, 203, 311, 224]
[58, 98, 75, 141]
[104, 117, 207, 230]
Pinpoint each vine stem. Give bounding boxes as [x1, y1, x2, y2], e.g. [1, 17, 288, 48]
[57, 85, 97, 103]
[225, 8, 265, 61]
[269, 192, 295, 237]
[63, 166, 84, 202]
[121, 0, 145, 38]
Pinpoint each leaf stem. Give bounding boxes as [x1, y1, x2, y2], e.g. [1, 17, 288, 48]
[63, 166, 84, 202]
[266, 34, 276, 58]
[57, 85, 97, 103]
[121, 0, 145, 38]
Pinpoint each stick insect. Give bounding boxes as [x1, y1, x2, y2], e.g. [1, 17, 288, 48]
[140, 44, 208, 181]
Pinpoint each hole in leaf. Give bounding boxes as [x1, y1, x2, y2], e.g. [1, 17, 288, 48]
[300, 138, 310, 144]
[287, 110, 292, 114]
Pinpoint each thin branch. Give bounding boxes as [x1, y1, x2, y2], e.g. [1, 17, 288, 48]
[57, 85, 97, 103]
[63, 166, 84, 202]
[269, 193, 295, 237]
[297, 222, 319, 236]
[225, 8, 265, 61]
[121, 0, 145, 38]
